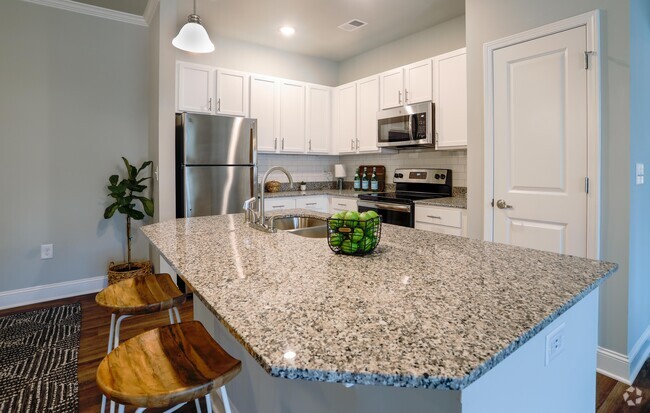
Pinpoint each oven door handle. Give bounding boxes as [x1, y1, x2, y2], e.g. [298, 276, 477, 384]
[357, 200, 412, 213]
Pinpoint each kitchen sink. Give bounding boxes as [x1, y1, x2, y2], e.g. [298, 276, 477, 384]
[271, 216, 327, 238]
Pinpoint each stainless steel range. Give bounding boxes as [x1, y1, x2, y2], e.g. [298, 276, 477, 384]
[357, 168, 452, 227]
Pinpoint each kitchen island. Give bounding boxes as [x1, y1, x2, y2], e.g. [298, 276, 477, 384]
[141, 211, 617, 413]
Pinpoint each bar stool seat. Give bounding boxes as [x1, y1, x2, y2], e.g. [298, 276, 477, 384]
[96, 273, 186, 316]
[96, 321, 241, 412]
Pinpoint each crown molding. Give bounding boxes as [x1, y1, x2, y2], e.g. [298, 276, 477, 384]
[143, 0, 160, 25]
[22, 0, 148, 27]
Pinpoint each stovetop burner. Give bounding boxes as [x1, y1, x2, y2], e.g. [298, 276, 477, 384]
[358, 191, 450, 204]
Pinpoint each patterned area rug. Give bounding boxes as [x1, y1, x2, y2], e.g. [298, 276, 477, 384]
[0, 304, 81, 412]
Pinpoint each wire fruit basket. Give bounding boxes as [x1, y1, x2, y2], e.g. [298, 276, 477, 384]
[327, 215, 382, 256]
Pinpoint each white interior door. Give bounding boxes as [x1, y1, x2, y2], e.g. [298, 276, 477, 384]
[492, 26, 588, 256]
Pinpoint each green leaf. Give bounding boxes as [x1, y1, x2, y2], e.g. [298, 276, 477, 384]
[117, 206, 128, 214]
[104, 202, 119, 219]
[122, 157, 131, 174]
[130, 165, 137, 179]
[109, 175, 119, 186]
[126, 183, 147, 192]
[136, 177, 152, 184]
[128, 209, 145, 220]
[138, 161, 153, 173]
[137, 196, 154, 217]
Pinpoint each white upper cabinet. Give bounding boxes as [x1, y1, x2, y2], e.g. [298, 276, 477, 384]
[335, 82, 357, 154]
[404, 59, 432, 105]
[356, 75, 380, 153]
[306, 84, 331, 154]
[177, 62, 214, 114]
[433, 48, 467, 150]
[279, 80, 306, 153]
[216, 69, 249, 117]
[250, 75, 306, 154]
[250, 75, 279, 153]
[380, 68, 404, 110]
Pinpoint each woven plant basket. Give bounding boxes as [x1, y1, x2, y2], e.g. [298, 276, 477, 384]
[107, 261, 152, 285]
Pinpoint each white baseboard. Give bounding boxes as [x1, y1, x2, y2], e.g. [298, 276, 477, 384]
[0, 276, 107, 310]
[597, 347, 631, 385]
[630, 326, 650, 382]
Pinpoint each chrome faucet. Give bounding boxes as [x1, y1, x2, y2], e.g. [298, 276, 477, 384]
[244, 166, 294, 231]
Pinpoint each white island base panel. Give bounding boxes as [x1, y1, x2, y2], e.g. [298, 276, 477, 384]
[194, 289, 598, 413]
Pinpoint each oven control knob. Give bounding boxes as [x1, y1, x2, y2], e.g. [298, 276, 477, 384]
[441, 174, 446, 180]
[394, 173, 399, 178]
[434, 174, 440, 179]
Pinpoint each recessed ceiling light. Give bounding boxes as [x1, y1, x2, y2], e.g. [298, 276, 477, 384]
[280, 26, 296, 37]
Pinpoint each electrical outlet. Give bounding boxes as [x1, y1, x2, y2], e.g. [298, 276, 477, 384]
[41, 244, 53, 259]
[545, 323, 565, 366]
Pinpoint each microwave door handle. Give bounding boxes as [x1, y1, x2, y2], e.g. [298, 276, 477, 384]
[410, 114, 418, 140]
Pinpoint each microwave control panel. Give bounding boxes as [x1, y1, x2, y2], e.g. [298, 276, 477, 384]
[415, 113, 427, 139]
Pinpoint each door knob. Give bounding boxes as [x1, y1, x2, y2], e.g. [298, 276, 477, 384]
[496, 199, 513, 209]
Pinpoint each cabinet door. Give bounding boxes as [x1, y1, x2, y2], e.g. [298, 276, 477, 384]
[296, 196, 328, 212]
[264, 197, 296, 211]
[404, 59, 432, 105]
[177, 62, 214, 114]
[433, 49, 467, 149]
[380, 68, 404, 109]
[306, 84, 331, 154]
[335, 82, 357, 154]
[250, 75, 279, 153]
[279, 80, 306, 153]
[329, 196, 358, 213]
[356, 76, 380, 153]
[216, 69, 249, 117]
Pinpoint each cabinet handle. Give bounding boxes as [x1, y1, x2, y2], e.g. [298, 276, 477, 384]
[427, 215, 442, 219]
[351, 139, 354, 150]
[356, 138, 359, 150]
[435, 132, 439, 145]
[217, 98, 221, 112]
[398, 90, 402, 105]
[208, 98, 212, 111]
[282, 138, 285, 150]
[405, 89, 409, 103]
[272, 205, 285, 209]
[306, 202, 317, 206]
[309, 139, 312, 151]
[274, 138, 278, 150]
[337, 203, 347, 206]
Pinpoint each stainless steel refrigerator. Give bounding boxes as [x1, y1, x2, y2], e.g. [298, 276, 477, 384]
[175, 113, 257, 218]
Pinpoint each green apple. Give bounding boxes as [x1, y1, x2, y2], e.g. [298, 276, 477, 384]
[366, 210, 379, 219]
[329, 233, 343, 247]
[341, 239, 359, 254]
[352, 227, 365, 242]
[344, 211, 360, 228]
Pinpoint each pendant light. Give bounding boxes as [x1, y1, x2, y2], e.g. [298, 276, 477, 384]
[172, 0, 215, 53]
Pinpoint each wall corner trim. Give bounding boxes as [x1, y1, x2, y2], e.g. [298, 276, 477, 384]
[0, 276, 107, 310]
[21, 0, 148, 27]
[143, 0, 160, 25]
[629, 326, 650, 382]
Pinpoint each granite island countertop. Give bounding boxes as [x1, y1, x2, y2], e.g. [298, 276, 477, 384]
[141, 211, 616, 390]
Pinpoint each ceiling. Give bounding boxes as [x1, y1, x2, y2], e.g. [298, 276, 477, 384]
[72, 0, 466, 62]
[73, 0, 149, 16]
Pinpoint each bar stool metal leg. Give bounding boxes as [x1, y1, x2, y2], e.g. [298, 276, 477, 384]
[206, 393, 213, 413]
[219, 387, 231, 413]
[195, 399, 203, 413]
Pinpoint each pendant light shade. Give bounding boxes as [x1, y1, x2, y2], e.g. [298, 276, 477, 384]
[172, 1, 214, 53]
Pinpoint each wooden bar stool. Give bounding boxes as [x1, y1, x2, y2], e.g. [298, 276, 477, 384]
[96, 321, 241, 413]
[95, 273, 187, 412]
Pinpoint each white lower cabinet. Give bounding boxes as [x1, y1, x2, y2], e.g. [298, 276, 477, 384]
[414, 205, 467, 237]
[329, 196, 358, 213]
[263, 197, 296, 211]
[295, 196, 328, 212]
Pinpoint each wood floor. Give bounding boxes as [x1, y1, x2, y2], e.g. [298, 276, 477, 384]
[1, 294, 648, 413]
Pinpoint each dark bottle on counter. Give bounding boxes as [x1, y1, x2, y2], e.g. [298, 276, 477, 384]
[370, 166, 378, 191]
[361, 166, 369, 191]
[353, 168, 361, 191]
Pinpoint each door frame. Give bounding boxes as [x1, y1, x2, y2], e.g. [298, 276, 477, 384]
[483, 10, 601, 260]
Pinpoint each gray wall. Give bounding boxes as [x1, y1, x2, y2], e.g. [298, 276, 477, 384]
[177, 34, 339, 87]
[338, 15, 466, 84]
[0, 0, 150, 292]
[465, 0, 631, 355]
[628, 0, 650, 353]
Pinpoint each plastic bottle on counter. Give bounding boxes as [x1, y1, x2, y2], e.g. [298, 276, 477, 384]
[353, 168, 361, 191]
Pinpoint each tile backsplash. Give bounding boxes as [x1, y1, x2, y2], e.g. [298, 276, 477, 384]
[258, 149, 467, 188]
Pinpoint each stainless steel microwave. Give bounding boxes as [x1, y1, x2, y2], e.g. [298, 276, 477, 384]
[376, 101, 435, 148]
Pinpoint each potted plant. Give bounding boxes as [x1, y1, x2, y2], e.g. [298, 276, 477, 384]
[103, 157, 154, 284]
[299, 181, 307, 191]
